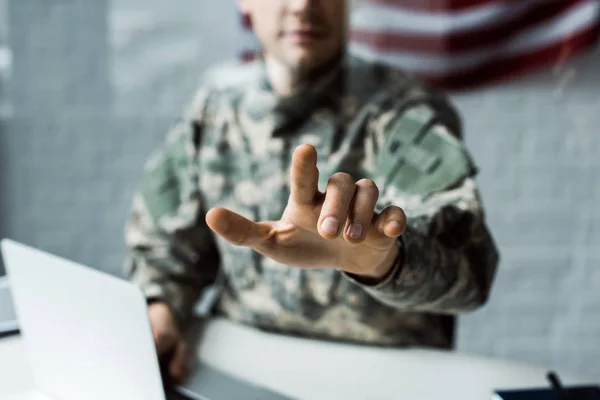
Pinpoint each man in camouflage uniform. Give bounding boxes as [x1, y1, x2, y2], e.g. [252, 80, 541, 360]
[124, 0, 499, 382]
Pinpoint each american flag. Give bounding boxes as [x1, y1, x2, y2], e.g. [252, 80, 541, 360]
[237, 0, 600, 90]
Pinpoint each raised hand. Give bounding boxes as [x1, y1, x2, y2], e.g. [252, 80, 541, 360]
[205, 144, 406, 279]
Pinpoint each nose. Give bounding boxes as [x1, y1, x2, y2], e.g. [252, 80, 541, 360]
[286, 0, 314, 13]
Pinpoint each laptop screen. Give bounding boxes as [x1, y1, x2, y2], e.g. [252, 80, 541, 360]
[0, 276, 18, 336]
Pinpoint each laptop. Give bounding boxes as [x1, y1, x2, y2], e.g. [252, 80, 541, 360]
[0, 239, 291, 400]
[0, 275, 19, 336]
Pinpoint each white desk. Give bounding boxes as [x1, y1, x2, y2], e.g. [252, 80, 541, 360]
[0, 318, 596, 400]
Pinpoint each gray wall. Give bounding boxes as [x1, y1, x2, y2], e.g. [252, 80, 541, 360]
[1, 0, 599, 378]
[1, 0, 238, 274]
[454, 44, 600, 376]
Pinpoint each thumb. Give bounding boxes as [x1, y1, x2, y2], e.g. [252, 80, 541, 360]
[205, 207, 273, 248]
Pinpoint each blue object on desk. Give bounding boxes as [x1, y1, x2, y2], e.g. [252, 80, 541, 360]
[494, 386, 600, 399]
[494, 372, 600, 400]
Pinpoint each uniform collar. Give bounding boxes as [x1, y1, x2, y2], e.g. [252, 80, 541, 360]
[241, 53, 346, 136]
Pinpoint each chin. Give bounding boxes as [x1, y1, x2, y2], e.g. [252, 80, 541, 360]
[286, 53, 316, 69]
[287, 52, 329, 72]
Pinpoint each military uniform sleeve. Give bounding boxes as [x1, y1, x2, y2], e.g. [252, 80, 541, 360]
[345, 101, 499, 314]
[124, 88, 220, 325]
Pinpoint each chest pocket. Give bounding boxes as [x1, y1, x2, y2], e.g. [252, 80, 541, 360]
[377, 105, 474, 197]
[139, 125, 195, 226]
[197, 116, 264, 290]
[198, 131, 254, 207]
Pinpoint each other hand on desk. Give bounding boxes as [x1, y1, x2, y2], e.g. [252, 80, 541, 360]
[148, 302, 190, 384]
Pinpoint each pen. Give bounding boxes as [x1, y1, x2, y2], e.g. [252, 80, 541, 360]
[547, 371, 570, 400]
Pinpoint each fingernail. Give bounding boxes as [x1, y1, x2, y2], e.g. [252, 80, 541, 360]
[387, 221, 404, 235]
[321, 217, 339, 235]
[347, 223, 363, 239]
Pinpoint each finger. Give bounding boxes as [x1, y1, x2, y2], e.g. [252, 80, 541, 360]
[205, 207, 273, 248]
[157, 340, 176, 386]
[318, 173, 356, 239]
[371, 206, 407, 239]
[289, 144, 320, 205]
[154, 330, 176, 357]
[343, 179, 379, 243]
[169, 341, 189, 384]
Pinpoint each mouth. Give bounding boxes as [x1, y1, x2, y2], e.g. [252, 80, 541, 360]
[284, 29, 327, 45]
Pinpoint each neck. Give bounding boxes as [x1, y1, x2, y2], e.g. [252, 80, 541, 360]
[264, 56, 306, 96]
[264, 54, 342, 97]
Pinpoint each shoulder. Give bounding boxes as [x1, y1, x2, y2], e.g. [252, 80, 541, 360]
[353, 57, 477, 196]
[201, 59, 264, 91]
[160, 61, 261, 161]
[346, 55, 463, 139]
[181, 59, 263, 122]
[345, 55, 418, 94]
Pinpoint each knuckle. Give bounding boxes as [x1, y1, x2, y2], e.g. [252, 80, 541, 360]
[398, 207, 406, 219]
[152, 326, 166, 338]
[177, 341, 188, 353]
[154, 331, 172, 346]
[294, 178, 312, 190]
[386, 205, 406, 220]
[356, 178, 379, 196]
[328, 172, 354, 186]
[233, 229, 250, 246]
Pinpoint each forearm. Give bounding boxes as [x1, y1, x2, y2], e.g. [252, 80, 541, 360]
[123, 190, 221, 323]
[123, 95, 219, 324]
[344, 162, 499, 313]
[125, 242, 219, 325]
[347, 218, 498, 314]
[349, 97, 500, 313]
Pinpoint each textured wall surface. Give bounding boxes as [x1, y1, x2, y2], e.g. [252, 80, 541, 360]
[1, 0, 237, 275]
[0, 0, 598, 378]
[453, 44, 600, 377]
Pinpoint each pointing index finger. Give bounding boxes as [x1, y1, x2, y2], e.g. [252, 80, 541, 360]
[290, 144, 320, 205]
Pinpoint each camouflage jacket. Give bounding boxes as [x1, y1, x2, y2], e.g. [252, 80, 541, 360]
[124, 55, 499, 348]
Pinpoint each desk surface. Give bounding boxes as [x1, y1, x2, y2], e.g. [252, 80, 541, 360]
[0, 318, 596, 400]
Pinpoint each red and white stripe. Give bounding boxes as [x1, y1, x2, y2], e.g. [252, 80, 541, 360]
[238, 1, 600, 90]
[238, 12, 262, 63]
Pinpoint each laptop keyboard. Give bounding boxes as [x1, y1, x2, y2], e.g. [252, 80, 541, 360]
[166, 390, 201, 400]
[173, 364, 292, 400]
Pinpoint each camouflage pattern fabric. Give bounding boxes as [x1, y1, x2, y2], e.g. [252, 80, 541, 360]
[124, 55, 499, 348]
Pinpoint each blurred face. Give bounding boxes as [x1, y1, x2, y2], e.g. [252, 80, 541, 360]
[239, 0, 347, 73]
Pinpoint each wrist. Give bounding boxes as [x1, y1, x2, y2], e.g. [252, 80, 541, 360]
[351, 241, 401, 284]
[372, 243, 400, 278]
[148, 300, 181, 328]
